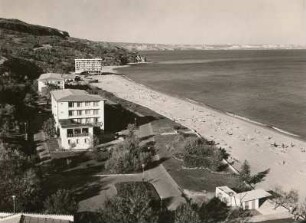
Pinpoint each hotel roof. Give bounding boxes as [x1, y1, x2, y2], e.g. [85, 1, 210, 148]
[38, 73, 64, 81]
[217, 186, 237, 195]
[234, 189, 271, 202]
[50, 89, 104, 102]
[0, 213, 73, 223]
[59, 119, 94, 128]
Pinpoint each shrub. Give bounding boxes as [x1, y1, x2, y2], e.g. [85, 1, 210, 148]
[183, 137, 226, 171]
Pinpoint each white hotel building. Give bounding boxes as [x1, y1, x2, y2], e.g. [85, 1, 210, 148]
[75, 58, 103, 74]
[51, 89, 105, 150]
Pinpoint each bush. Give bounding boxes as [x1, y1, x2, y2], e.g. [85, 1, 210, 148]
[105, 124, 154, 174]
[183, 137, 226, 171]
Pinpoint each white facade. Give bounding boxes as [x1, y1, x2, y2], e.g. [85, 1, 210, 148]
[51, 98, 105, 129]
[215, 186, 271, 210]
[75, 58, 103, 74]
[38, 73, 65, 93]
[51, 89, 105, 150]
[60, 125, 94, 150]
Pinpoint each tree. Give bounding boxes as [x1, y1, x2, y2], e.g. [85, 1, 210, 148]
[98, 183, 158, 223]
[44, 83, 60, 104]
[238, 160, 270, 190]
[183, 137, 226, 171]
[199, 197, 229, 223]
[44, 189, 78, 215]
[0, 104, 16, 136]
[174, 203, 201, 223]
[42, 117, 56, 138]
[0, 142, 42, 212]
[295, 198, 306, 221]
[105, 124, 153, 174]
[272, 186, 299, 210]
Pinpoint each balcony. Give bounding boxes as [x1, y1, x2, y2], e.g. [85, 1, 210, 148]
[67, 133, 89, 138]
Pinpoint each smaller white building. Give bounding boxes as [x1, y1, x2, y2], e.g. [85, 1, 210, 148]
[216, 186, 271, 210]
[75, 58, 103, 75]
[38, 73, 65, 93]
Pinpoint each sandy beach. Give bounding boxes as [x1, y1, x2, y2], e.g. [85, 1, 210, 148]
[92, 67, 306, 200]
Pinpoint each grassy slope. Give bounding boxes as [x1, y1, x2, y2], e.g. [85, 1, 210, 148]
[0, 18, 140, 73]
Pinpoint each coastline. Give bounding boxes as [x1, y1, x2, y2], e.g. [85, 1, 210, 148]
[95, 67, 306, 200]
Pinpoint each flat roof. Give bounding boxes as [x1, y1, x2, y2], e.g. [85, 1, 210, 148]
[51, 89, 104, 102]
[235, 189, 271, 202]
[0, 213, 73, 223]
[59, 119, 94, 128]
[75, 58, 102, 61]
[217, 186, 237, 195]
[38, 73, 64, 81]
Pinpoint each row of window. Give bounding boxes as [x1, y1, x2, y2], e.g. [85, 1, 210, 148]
[67, 127, 88, 135]
[72, 118, 99, 124]
[68, 138, 89, 145]
[68, 109, 99, 116]
[68, 101, 99, 108]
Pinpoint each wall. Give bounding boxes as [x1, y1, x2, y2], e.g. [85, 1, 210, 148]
[59, 126, 93, 150]
[57, 101, 69, 120]
[38, 79, 64, 93]
[98, 100, 105, 129]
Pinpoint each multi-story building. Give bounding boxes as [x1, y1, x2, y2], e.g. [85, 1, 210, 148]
[51, 89, 105, 150]
[75, 58, 103, 74]
[38, 73, 65, 93]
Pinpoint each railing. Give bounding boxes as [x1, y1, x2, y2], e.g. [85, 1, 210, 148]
[67, 133, 89, 138]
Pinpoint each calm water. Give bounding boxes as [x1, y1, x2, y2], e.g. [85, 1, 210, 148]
[117, 50, 306, 139]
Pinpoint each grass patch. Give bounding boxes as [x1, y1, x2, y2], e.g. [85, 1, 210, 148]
[154, 134, 240, 193]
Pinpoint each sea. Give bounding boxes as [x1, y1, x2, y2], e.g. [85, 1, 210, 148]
[116, 50, 306, 139]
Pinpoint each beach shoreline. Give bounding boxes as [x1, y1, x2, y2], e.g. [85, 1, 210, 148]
[93, 67, 306, 200]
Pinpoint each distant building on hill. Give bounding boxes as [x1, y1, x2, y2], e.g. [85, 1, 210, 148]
[0, 212, 74, 223]
[216, 186, 271, 210]
[75, 58, 103, 75]
[51, 89, 105, 150]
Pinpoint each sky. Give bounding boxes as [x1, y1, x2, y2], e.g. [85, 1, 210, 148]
[0, 0, 305, 45]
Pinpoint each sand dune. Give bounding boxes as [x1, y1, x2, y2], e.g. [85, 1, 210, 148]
[92, 72, 306, 201]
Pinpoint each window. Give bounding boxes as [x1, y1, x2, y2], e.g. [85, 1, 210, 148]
[69, 111, 73, 116]
[85, 118, 91, 123]
[67, 129, 73, 137]
[68, 102, 73, 108]
[77, 102, 82, 107]
[68, 139, 71, 144]
[93, 110, 99, 115]
[94, 118, 98, 123]
[84, 139, 88, 143]
[76, 139, 79, 144]
[82, 128, 89, 134]
[77, 110, 82, 116]
[93, 102, 99, 107]
[85, 102, 91, 106]
[74, 128, 81, 135]
[85, 110, 91, 115]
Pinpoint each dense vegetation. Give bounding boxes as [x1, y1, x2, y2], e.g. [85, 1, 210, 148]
[105, 124, 154, 174]
[182, 137, 228, 171]
[0, 18, 142, 73]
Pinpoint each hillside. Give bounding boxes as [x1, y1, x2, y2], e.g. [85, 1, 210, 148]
[0, 18, 142, 73]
